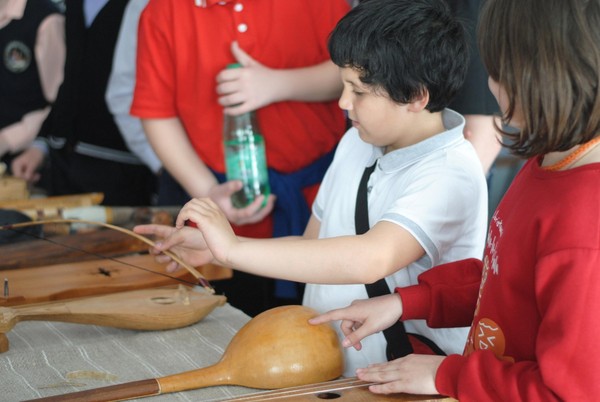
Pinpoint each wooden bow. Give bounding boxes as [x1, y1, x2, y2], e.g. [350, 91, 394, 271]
[0, 218, 214, 293]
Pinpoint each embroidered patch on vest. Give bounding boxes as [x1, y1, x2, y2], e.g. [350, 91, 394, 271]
[3, 41, 32, 73]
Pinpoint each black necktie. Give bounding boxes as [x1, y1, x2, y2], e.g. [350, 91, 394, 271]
[354, 162, 413, 360]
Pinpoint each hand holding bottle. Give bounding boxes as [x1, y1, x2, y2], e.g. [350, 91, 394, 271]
[221, 63, 272, 210]
[208, 180, 276, 226]
[216, 42, 283, 115]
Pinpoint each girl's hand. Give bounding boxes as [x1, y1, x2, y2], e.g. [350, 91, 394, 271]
[133, 224, 214, 272]
[207, 180, 276, 226]
[309, 294, 404, 351]
[356, 354, 444, 395]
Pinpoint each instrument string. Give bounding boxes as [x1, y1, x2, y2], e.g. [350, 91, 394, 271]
[220, 378, 376, 401]
[0, 220, 208, 290]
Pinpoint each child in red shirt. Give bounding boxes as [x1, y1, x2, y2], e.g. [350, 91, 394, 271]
[310, 0, 600, 400]
[131, 0, 349, 315]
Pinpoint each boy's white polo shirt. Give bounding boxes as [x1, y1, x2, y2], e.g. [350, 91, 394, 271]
[304, 108, 488, 376]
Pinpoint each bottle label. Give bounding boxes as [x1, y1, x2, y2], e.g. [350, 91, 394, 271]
[224, 135, 271, 208]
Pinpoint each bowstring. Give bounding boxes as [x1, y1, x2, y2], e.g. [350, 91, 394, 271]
[1, 224, 201, 288]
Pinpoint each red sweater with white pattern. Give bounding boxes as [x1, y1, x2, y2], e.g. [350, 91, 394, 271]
[398, 157, 600, 401]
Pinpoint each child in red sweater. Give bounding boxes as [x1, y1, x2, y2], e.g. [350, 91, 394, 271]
[310, 0, 600, 400]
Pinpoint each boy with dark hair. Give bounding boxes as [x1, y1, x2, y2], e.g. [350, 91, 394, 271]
[136, 0, 488, 376]
[331, 0, 468, 112]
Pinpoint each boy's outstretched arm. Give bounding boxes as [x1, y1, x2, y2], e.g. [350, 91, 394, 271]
[176, 198, 425, 284]
[308, 293, 404, 351]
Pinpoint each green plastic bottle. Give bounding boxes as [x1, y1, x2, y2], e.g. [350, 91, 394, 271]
[223, 64, 271, 208]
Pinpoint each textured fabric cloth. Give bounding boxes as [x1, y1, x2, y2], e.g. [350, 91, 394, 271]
[1, 301, 255, 401]
[399, 158, 600, 401]
[304, 109, 488, 376]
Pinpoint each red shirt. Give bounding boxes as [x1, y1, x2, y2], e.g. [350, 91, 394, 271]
[131, 0, 348, 174]
[398, 158, 600, 401]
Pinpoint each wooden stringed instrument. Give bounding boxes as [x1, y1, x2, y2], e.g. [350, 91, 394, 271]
[0, 285, 226, 353]
[0, 253, 230, 307]
[0, 228, 158, 270]
[0, 219, 233, 307]
[220, 377, 455, 401]
[27, 305, 346, 401]
[24, 305, 455, 402]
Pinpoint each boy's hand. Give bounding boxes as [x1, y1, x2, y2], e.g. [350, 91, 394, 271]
[356, 354, 444, 395]
[175, 198, 243, 266]
[208, 180, 276, 226]
[133, 224, 214, 272]
[309, 294, 404, 351]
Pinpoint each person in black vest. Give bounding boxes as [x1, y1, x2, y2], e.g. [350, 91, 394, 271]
[11, 0, 156, 206]
[0, 0, 64, 173]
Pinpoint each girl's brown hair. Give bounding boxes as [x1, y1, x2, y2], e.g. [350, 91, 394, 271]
[478, 0, 600, 158]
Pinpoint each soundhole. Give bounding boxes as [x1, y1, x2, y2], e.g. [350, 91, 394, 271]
[316, 392, 341, 399]
[151, 297, 176, 304]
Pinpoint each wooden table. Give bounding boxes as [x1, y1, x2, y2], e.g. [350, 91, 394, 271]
[0, 302, 453, 402]
[0, 301, 256, 401]
[0, 228, 453, 402]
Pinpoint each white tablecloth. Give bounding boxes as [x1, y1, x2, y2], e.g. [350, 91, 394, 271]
[0, 302, 256, 402]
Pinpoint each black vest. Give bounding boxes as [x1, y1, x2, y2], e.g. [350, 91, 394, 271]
[445, 0, 499, 115]
[0, 0, 62, 129]
[42, 0, 130, 152]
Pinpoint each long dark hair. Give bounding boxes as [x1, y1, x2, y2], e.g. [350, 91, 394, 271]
[479, 0, 600, 158]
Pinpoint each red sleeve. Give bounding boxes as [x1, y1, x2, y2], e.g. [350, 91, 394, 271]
[396, 258, 482, 327]
[305, 0, 350, 53]
[436, 249, 600, 401]
[437, 352, 555, 401]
